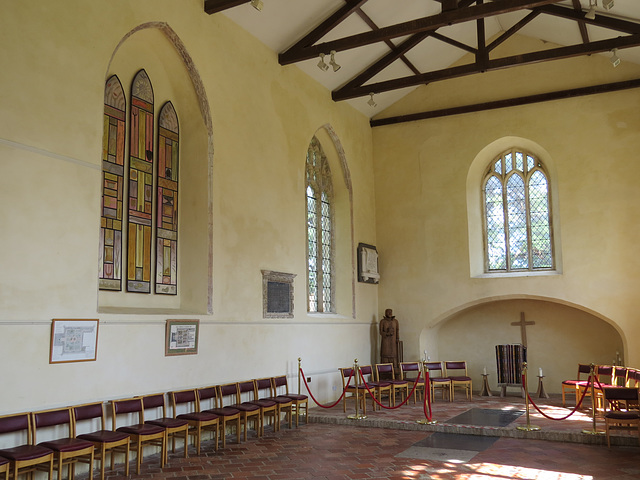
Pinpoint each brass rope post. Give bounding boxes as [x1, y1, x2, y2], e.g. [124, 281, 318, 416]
[347, 358, 366, 420]
[582, 363, 605, 435]
[298, 357, 302, 395]
[417, 360, 437, 425]
[516, 362, 541, 431]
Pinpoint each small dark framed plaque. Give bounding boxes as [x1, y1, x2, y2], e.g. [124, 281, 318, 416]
[262, 270, 296, 318]
[357, 243, 380, 284]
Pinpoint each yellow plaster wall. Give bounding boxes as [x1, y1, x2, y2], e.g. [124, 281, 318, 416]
[372, 35, 640, 392]
[0, 0, 378, 416]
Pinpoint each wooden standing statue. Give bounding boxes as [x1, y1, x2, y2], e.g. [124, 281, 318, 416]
[380, 308, 400, 372]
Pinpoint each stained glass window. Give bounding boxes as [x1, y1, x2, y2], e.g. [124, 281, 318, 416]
[306, 137, 334, 313]
[99, 75, 126, 291]
[156, 102, 179, 295]
[127, 70, 154, 293]
[482, 149, 553, 272]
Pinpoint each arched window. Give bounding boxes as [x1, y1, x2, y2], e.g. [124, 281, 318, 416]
[483, 148, 553, 272]
[306, 137, 334, 313]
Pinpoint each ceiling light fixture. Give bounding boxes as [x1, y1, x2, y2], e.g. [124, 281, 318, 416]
[610, 48, 620, 67]
[329, 50, 341, 72]
[585, 0, 597, 20]
[602, 0, 613, 10]
[250, 0, 263, 11]
[367, 93, 377, 108]
[317, 53, 329, 72]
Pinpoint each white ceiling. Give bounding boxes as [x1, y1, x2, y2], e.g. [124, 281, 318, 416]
[220, 0, 640, 117]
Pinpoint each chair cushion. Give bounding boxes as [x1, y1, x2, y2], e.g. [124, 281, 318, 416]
[177, 412, 218, 422]
[0, 456, 9, 466]
[39, 438, 94, 453]
[116, 423, 164, 436]
[266, 396, 293, 405]
[605, 411, 640, 420]
[430, 378, 451, 384]
[562, 380, 583, 386]
[231, 403, 260, 412]
[146, 418, 189, 429]
[449, 376, 472, 382]
[0, 445, 53, 462]
[203, 407, 240, 417]
[77, 430, 130, 444]
[248, 399, 276, 408]
[388, 380, 408, 385]
[285, 394, 308, 401]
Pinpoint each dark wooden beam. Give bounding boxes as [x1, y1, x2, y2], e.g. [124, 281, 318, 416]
[431, 32, 477, 54]
[334, 33, 640, 100]
[476, 0, 488, 70]
[487, 10, 540, 52]
[370, 78, 640, 127]
[536, 4, 640, 34]
[571, 0, 589, 44]
[279, 0, 563, 65]
[204, 0, 249, 15]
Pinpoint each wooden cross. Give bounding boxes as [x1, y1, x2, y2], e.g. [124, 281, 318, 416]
[511, 312, 535, 347]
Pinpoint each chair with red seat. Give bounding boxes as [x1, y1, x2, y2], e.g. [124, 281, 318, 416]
[375, 363, 408, 407]
[73, 402, 130, 480]
[444, 361, 473, 401]
[246, 379, 279, 434]
[265, 377, 294, 429]
[0, 456, 9, 480]
[218, 383, 261, 440]
[168, 389, 219, 455]
[359, 365, 392, 411]
[32, 407, 94, 480]
[110, 397, 166, 474]
[603, 387, 640, 448]
[271, 375, 308, 426]
[400, 362, 425, 403]
[580, 365, 615, 411]
[425, 361, 452, 402]
[197, 386, 241, 448]
[140, 393, 189, 463]
[0, 413, 54, 480]
[339, 367, 369, 414]
[613, 366, 629, 387]
[561, 363, 591, 407]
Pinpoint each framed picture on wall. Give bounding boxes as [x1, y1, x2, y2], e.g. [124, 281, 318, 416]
[49, 319, 99, 364]
[357, 243, 380, 284]
[165, 319, 199, 356]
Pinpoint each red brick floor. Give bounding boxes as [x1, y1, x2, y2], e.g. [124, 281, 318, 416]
[104, 393, 640, 480]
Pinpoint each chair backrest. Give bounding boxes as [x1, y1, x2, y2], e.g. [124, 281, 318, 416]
[400, 362, 420, 378]
[375, 363, 394, 380]
[425, 361, 445, 377]
[596, 365, 614, 383]
[604, 387, 639, 411]
[272, 375, 289, 396]
[359, 365, 375, 382]
[169, 389, 197, 417]
[254, 378, 272, 399]
[73, 402, 107, 432]
[32, 408, 74, 443]
[111, 398, 144, 429]
[339, 368, 354, 389]
[197, 386, 219, 410]
[0, 413, 32, 445]
[614, 367, 628, 386]
[628, 369, 639, 387]
[237, 381, 255, 402]
[444, 361, 467, 375]
[577, 363, 591, 378]
[219, 383, 240, 406]
[141, 393, 168, 419]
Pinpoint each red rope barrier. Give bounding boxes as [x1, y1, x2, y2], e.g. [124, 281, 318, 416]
[300, 367, 353, 409]
[422, 370, 432, 421]
[526, 374, 592, 421]
[357, 370, 423, 410]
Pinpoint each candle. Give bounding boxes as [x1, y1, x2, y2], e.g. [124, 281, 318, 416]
[539, 367, 543, 377]
[483, 366, 487, 375]
[424, 350, 427, 361]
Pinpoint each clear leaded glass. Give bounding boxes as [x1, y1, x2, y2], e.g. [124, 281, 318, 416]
[483, 149, 553, 272]
[306, 137, 334, 312]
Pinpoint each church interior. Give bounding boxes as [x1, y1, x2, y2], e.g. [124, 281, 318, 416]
[1, 0, 640, 477]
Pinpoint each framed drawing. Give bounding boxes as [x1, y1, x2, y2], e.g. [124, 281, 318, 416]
[262, 270, 296, 318]
[357, 243, 380, 284]
[50, 319, 99, 364]
[165, 319, 199, 356]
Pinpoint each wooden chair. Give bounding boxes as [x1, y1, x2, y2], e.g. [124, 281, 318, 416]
[613, 366, 629, 387]
[169, 389, 219, 455]
[0, 413, 54, 480]
[271, 375, 308, 426]
[580, 365, 615, 411]
[359, 365, 392, 411]
[400, 362, 425, 403]
[375, 363, 408, 406]
[73, 402, 130, 480]
[140, 393, 189, 463]
[603, 387, 640, 448]
[246, 379, 279, 434]
[561, 363, 591, 407]
[425, 361, 452, 402]
[32, 407, 94, 480]
[218, 383, 261, 440]
[266, 377, 294, 429]
[339, 367, 368, 414]
[445, 361, 473, 401]
[110, 397, 166, 474]
[197, 386, 241, 448]
[0, 456, 9, 480]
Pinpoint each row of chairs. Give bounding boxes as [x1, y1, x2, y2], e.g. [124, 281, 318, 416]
[0, 376, 307, 480]
[338, 361, 473, 414]
[561, 364, 640, 407]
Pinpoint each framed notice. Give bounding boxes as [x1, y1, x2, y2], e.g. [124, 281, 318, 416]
[50, 319, 99, 364]
[357, 243, 380, 284]
[165, 319, 199, 356]
[261, 270, 296, 318]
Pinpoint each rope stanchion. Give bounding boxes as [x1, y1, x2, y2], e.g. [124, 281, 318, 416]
[417, 363, 436, 425]
[357, 369, 421, 410]
[300, 367, 352, 409]
[582, 363, 605, 435]
[348, 359, 366, 420]
[527, 374, 592, 421]
[516, 362, 541, 431]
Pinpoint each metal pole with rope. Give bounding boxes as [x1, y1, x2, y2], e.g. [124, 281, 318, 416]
[347, 359, 366, 420]
[516, 362, 541, 432]
[582, 363, 605, 435]
[417, 361, 437, 425]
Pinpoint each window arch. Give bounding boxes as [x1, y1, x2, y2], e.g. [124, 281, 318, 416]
[483, 148, 553, 272]
[306, 136, 334, 313]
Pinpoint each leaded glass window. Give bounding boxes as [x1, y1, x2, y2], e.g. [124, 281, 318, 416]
[306, 137, 334, 313]
[483, 149, 553, 272]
